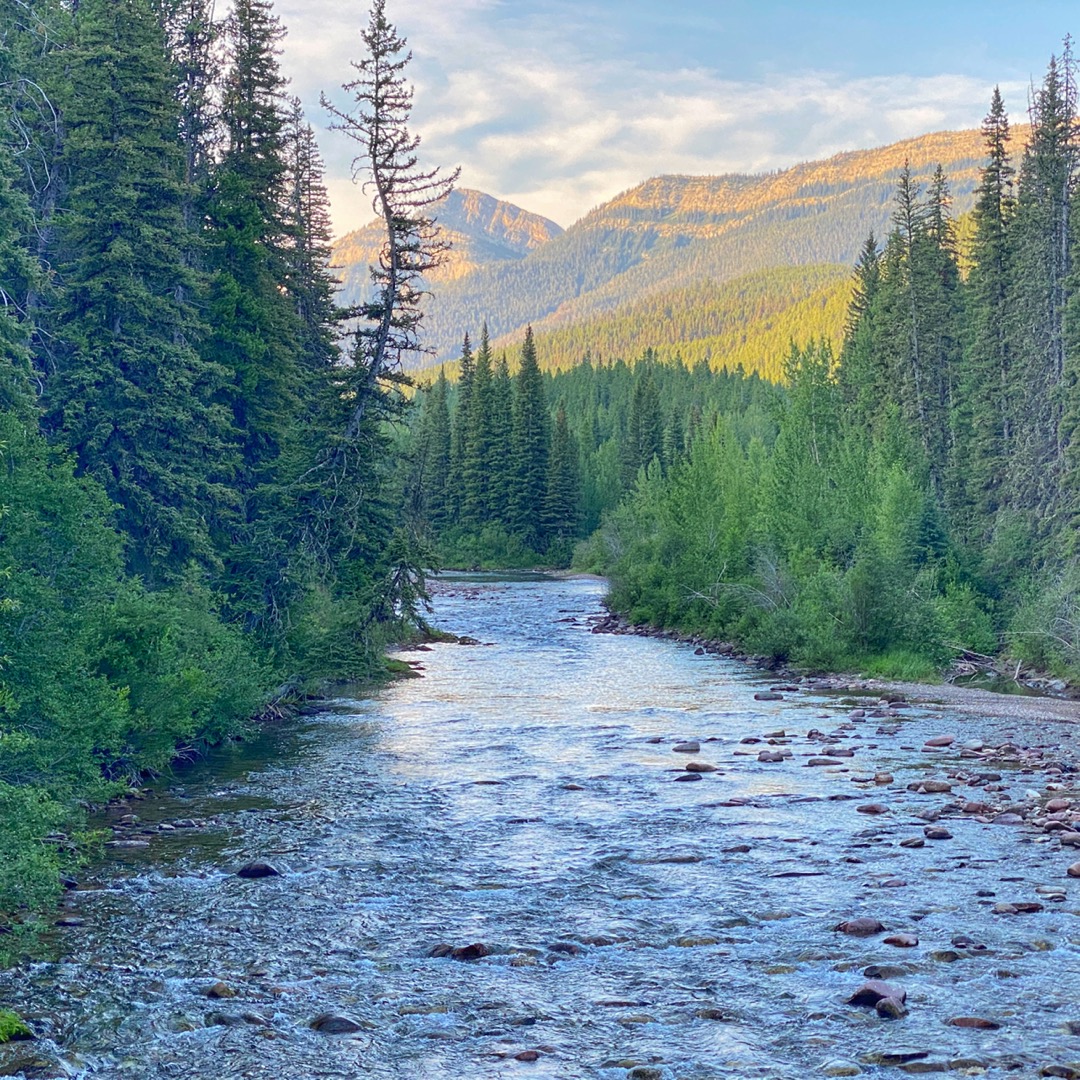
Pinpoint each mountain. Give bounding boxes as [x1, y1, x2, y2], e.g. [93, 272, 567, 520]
[333, 127, 1009, 376]
[332, 188, 563, 301]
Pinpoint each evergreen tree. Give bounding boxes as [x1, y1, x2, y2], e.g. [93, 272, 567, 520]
[206, 0, 302, 494]
[449, 333, 474, 520]
[510, 326, 549, 549]
[621, 360, 663, 485]
[42, 0, 233, 582]
[489, 352, 514, 521]
[544, 402, 581, 547]
[838, 232, 883, 428]
[1006, 49, 1077, 530]
[462, 324, 494, 523]
[954, 87, 1014, 543]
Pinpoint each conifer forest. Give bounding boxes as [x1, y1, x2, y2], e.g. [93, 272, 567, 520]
[8, 2, 1080, 1077]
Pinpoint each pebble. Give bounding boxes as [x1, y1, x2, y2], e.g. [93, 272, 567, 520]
[947, 1017, 1000, 1030]
[875, 996, 908, 1019]
[847, 979, 906, 1006]
[310, 1013, 365, 1034]
[236, 861, 280, 879]
[884, 934, 919, 948]
[836, 918, 885, 936]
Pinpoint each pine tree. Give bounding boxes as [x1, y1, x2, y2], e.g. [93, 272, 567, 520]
[543, 402, 581, 546]
[42, 0, 233, 582]
[1006, 49, 1077, 530]
[510, 326, 549, 549]
[488, 352, 514, 522]
[953, 87, 1014, 543]
[206, 0, 303, 493]
[462, 324, 494, 523]
[321, 0, 458, 432]
[449, 333, 474, 521]
[838, 232, 883, 428]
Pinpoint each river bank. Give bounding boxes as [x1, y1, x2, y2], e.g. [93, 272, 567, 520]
[3, 573, 1080, 1078]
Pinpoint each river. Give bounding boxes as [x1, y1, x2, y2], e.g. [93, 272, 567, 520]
[2, 573, 1080, 1079]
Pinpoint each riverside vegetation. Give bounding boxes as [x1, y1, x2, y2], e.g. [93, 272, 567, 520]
[406, 48, 1080, 690]
[0, 0, 445, 940]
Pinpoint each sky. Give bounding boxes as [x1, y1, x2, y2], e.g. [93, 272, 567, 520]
[273, 0, 1080, 236]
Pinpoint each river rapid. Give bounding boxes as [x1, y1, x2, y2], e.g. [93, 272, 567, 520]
[3, 573, 1080, 1079]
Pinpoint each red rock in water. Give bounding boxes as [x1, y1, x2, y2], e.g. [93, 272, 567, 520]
[836, 918, 885, 936]
[948, 1017, 1000, 1029]
[847, 979, 907, 1006]
[884, 934, 919, 948]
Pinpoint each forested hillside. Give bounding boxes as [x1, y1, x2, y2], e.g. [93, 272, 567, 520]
[338, 128, 999, 375]
[0, 0, 436, 930]
[582, 70, 1080, 681]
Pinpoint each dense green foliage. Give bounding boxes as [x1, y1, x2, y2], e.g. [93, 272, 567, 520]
[587, 59, 1080, 681]
[405, 339, 779, 566]
[0, 0, 431, 934]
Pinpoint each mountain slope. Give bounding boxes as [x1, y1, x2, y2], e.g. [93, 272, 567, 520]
[334, 126, 1010, 376]
[332, 188, 563, 302]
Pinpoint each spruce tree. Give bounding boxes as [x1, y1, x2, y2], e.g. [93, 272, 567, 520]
[1006, 50, 1077, 531]
[489, 352, 514, 522]
[954, 87, 1014, 543]
[449, 333, 474, 521]
[42, 0, 233, 582]
[462, 324, 494, 524]
[544, 402, 581, 546]
[510, 327, 549, 550]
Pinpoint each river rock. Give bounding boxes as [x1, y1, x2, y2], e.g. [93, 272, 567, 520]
[684, 761, 718, 772]
[821, 1063, 862, 1077]
[847, 979, 907, 1006]
[875, 996, 908, 1019]
[857, 804, 890, 815]
[900, 837, 925, 849]
[924, 735, 956, 748]
[947, 1017, 1000, 1029]
[1059, 832, 1080, 846]
[1068, 862, 1080, 878]
[993, 813, 1025, 825]
[514, 1050, 540, 1061]
[205, 981, 236, 999]
[875, 772, 894, 784]
[451, 942, 490, 961]
[311, 1013, 365, 1034]
[236, 861, 280, 879]
[1048, 798, 1074, 813]
[755, 691, 784, 701]
[836, 918, 885, 936]
[672, 741, 700, 754]
[759, 751, 786, 763]
[923, 826, 952, 840]
[917, 780, 952, 794]
[808, 757, 844, 767]
[674, 772, 703, 782]
[627, 1069, 664, 1080]
[1040, 1067, 1080, 1078]
[884, 934, 919, 947]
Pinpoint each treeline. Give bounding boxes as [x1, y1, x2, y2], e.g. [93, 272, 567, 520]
[506, 264, 851, 380]
[404, 333, 779, 566]
[0, 1, 414, 924]
[589, 53, 1080, 680]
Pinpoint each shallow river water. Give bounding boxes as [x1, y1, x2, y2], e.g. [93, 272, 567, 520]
[4, 573, 1080, 1079]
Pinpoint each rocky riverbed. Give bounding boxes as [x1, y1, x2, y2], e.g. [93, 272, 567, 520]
[2, 573, 1080, 1079]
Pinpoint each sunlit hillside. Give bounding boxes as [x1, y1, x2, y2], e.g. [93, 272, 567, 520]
[334, 126, 1024, 377]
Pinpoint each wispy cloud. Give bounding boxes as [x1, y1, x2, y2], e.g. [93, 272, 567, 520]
[274, 1, 1023, 236]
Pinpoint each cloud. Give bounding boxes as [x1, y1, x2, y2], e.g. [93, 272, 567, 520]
[272, 1, 1020, 236]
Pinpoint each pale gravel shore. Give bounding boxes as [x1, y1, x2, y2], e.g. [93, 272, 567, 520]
[813, 675, 1080, 725]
